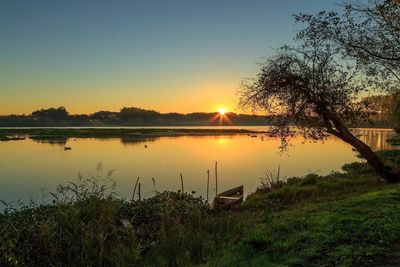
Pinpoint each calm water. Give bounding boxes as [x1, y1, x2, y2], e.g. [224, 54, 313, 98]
[0, 127, 397, 204]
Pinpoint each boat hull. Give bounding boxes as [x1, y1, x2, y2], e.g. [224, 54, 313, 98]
[212, 185, 244, 211]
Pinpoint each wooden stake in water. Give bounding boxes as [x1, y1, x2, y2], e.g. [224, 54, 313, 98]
[180, 173, 184, 193]
[207, 169, 210, 202]
[132, 177, 140, 201]
[215, 161, 218, 197]
[138, 182, 141, 201]
[152, 177, 157, 194]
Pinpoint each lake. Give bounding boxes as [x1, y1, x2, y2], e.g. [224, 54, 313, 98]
[0, 127, 397, 205]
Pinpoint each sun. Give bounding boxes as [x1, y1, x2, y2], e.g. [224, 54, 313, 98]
[209, 107, 233, 125]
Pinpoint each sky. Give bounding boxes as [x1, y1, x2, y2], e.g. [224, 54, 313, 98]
[0, 0, 341, 115]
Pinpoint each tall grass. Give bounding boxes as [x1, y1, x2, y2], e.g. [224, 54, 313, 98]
[257, 166, 285, 193]
[0, 164, 240, 266]
[1, 151, 400, 266]
[0, 164, 139, 266]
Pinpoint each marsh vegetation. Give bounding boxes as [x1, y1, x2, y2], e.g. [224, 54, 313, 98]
[2, 151, 400, 266]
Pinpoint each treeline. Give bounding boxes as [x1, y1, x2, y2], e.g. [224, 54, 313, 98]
[0, 107, 274, 127]
[1, 94, 399, 127]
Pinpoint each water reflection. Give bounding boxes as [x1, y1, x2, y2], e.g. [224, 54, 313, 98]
[0, 128, 397, 204]
[30, 137, 68, 146]
[120, 137, 159, 146]
[355, 129, 399, 151]
[28, 136, 160, 146]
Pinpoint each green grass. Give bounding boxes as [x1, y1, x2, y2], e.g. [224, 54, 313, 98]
[205, 186, 400, 267]
[1, 154, 400, 266]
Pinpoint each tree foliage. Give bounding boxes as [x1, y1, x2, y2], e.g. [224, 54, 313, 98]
[31, 106, 69, 121]
[119, 107, 160, 121]
[295, 0, 400, 89]
[240, 0, 399, 182]
[362, 93, 400, 127]
[240, 15, 368, 148]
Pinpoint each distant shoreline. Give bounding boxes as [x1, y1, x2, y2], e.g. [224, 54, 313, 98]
[0, 126, 396, 142]
[0, 127, 268, 142]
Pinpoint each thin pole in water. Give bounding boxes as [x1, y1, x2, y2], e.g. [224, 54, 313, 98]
[132, 177, 139, 201]
[180, 173, 184, 193]
[215, 161, 218, 197]
[207, 169, 210, 202]
[152, 177, 157, 194]
[138, 182, 141, 201]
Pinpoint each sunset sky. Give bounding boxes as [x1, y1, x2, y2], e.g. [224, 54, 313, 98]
[0, 0, 338, 115]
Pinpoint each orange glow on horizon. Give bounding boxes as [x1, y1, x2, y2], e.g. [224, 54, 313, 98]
[208, 108, 233, 125]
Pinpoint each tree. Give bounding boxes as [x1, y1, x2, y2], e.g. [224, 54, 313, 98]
[119, 107, 160, 122]
[295, 1, 400, 89]
[362, 93, 399, 127]
[340, 0, 400, 82]
[31, 107, 69, 121]
[393, 92, 400, 129]
[240, 8, 399, 182]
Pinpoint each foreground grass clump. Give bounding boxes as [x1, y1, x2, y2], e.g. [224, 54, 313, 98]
[0, 165, 225, 266]
[240, 165, 382, 212]
[1, 152, 400, 266]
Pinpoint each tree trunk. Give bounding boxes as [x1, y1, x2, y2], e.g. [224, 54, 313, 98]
[341, 131, 398, 183]
[329, 117, 399, 183]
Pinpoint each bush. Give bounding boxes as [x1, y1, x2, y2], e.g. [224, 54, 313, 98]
[300, 173, 320, 186]
[341, 162, 370, 173]
[286, 176, 302, 185]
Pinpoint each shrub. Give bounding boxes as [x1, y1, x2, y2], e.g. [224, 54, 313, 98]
[300, 173, 320, 186]
[341, 162, 370, 173]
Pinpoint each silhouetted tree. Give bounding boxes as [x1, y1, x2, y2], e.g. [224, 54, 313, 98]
[91, 111, 116, 119]
[361, 93, 399, 127]
[240, 6, 399, 182]
[119, 107, 160, 122]
[342, 0, 400, 83]
[31, 107, 69, 121]
[295, 1, 399, 90]
[394, 93, 400, 129]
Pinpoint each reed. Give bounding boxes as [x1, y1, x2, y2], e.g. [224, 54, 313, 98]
[256, 166, 285, 193]
[152, 177, 157, 194]
[215, 161, 218, 197]
[180, 173, 184, 193]
[138, 182, 141, 201]
[132, 177, 140, 201]
[207, 169, 210, 202]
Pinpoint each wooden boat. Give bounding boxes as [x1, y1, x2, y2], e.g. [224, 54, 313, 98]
[212, 185, 244, 210]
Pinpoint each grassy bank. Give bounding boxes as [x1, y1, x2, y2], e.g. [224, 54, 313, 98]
[207, 186, 400, 266]
[1, 153, 400, 266]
